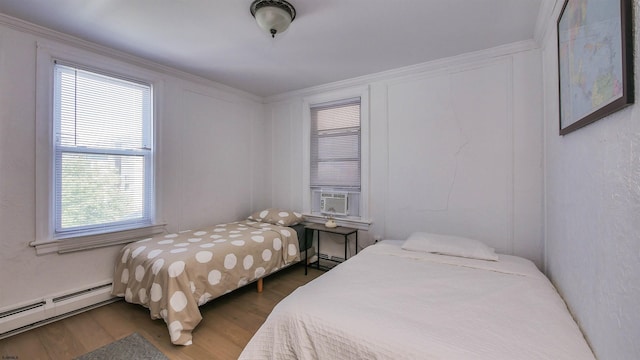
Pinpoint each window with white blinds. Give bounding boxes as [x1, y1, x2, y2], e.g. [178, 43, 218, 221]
[53, 63, 153, 237]
[310, 98, 361, 191]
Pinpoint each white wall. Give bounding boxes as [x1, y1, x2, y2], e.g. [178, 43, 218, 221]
[541, 1, 640, 359]
[0, 19, 269, 308]
[266, 44, 544, 267]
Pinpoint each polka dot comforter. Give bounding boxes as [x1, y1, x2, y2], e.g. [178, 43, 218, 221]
[112, 220, 300, 345]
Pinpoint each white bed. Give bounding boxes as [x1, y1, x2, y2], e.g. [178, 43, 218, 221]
[240, 239, 595, 359]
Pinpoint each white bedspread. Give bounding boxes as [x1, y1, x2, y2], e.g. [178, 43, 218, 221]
[240, 241, 595, 359]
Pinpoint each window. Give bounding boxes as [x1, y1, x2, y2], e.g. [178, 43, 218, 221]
[310, 99, 361, 190]
[52, 63, 153, 238]
[307, 95, 366, 219]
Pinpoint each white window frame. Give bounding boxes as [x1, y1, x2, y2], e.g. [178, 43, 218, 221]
[32, 41, 165, 255]
[302, 86, 370, 228]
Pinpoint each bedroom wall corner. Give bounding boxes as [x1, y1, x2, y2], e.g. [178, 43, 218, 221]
[250, 101, 272, 213]
[367, 82, 391, 244]
[511, 49, 545, 267]
[159, 80, 264, 233]
[266, 99, 304, 212]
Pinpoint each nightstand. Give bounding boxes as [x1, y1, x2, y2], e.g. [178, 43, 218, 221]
[304, 223, 358, 274]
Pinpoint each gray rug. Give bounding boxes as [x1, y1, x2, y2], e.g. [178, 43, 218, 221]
[74, 333, 168, 360]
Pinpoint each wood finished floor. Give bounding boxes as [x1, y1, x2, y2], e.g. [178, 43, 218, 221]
[0, 263, 324, 360]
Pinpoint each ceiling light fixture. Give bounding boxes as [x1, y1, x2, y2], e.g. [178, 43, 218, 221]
[250, 0, 296, 38]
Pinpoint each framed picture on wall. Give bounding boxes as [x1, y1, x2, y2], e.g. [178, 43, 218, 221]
[557, 0, 634, 135]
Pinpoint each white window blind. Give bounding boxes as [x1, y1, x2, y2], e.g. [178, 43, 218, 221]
[310, 98, 361, 190]
[53, 63, 153, 237]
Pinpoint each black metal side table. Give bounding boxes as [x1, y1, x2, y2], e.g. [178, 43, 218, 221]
[304, 223, 358, 275]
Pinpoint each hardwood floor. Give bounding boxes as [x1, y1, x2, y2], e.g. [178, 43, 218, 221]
[0, 263, 324, 360]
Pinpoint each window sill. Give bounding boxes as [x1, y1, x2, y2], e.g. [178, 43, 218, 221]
[30, 223, 166, 255]
[303, 213, 372, 230]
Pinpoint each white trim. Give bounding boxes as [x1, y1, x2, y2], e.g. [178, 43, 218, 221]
[35, 42, 56, 248]
[0, 13, 261, 103]
[302, 86, 370, 221]
[34, 40, 165, 252]
[360, 88, 371, 221]
[303, 213, 372, 231]
[0, 11, 544, 105]
[506, 57, 516, 255]
[302, 103, 312, 212]
[534, 0, 563, 47]
[266, 40, 538, 103]
[30, 223, 166, 255]
[541, 36, 556, 275]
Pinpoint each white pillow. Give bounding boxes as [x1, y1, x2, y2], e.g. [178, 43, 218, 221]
[401, 232, 499, 261]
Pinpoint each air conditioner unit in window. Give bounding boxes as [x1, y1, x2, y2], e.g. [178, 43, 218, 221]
[320, 192, 348, 216]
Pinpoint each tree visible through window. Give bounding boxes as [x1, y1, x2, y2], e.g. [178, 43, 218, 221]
[53, 63, 153, 236]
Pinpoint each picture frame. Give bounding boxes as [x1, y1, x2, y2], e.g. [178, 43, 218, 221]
[557, 0, 634, 135]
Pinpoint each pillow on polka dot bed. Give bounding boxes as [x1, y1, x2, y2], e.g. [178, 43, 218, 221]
[247, 208, 304, 227]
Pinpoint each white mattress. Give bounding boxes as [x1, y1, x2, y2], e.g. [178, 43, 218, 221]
[240, 240, 595, 359]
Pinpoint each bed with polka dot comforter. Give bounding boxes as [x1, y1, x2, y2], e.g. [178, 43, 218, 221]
[111, 220, 300, 345]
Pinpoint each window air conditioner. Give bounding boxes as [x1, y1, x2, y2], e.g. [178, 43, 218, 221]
[320, 192, 348, 216]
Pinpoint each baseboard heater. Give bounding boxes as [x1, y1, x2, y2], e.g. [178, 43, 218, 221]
[318, 253, 345, 263]
[0, 281, 119, 339]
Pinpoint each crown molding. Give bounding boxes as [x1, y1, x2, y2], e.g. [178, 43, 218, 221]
[0, 13, 262, 103]
[533, 0, 555, 45]
[265, 39, 539, 103]
[0, 9, 548, 106]
[535, 0, 564, 48]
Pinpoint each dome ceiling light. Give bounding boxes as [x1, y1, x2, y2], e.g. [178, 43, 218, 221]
[250, 0, 296, 38]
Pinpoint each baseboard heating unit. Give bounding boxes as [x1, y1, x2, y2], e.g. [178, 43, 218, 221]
[0, 281, 118, 339]
[319, 253, 345, 263]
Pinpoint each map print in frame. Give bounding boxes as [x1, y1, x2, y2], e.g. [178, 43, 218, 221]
[557, 0, 634, 135]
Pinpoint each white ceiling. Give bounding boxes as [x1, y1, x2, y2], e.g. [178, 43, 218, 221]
[0, 0, 544, 97]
